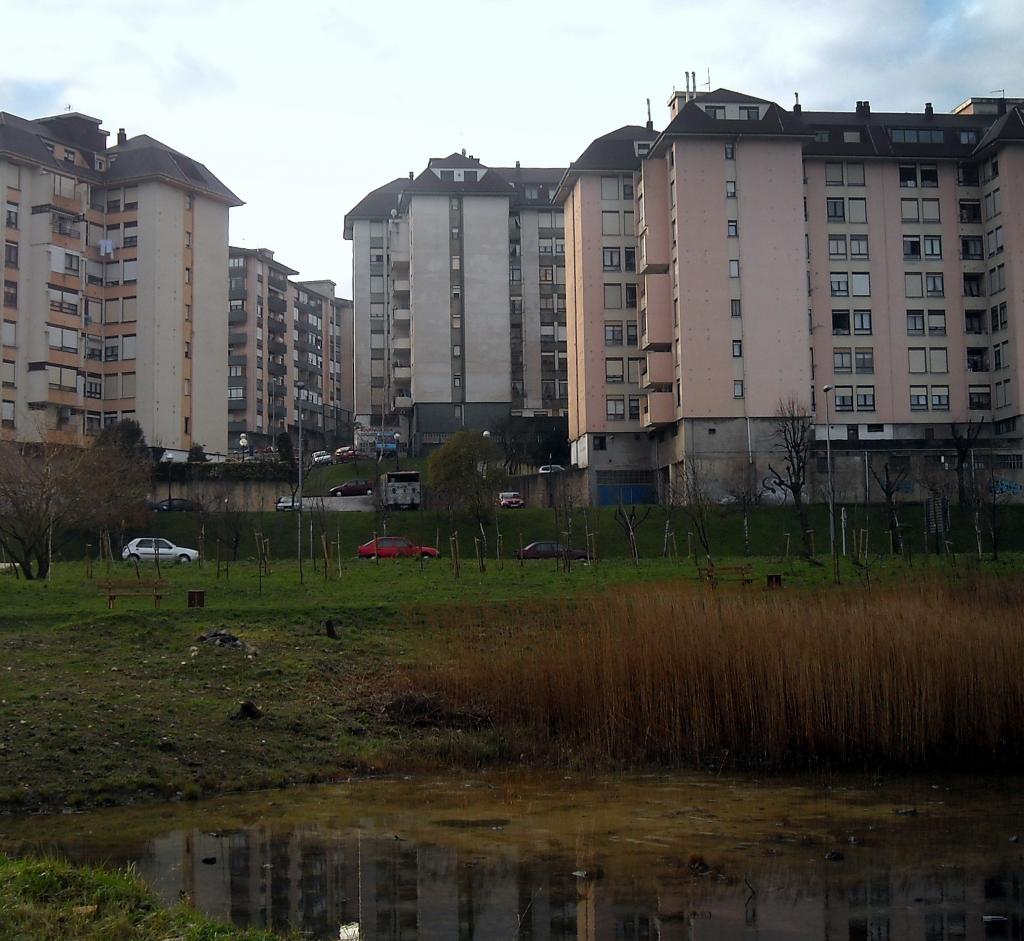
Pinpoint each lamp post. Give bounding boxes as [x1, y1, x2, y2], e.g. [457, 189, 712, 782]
[393, 431, 401, 471]
[238, 433, 248, 462]
[822, 384, 838, 583]
[295, 380, 305, 580]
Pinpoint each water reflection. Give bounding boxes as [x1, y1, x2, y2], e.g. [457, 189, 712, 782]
[3, 773, 1023, 940]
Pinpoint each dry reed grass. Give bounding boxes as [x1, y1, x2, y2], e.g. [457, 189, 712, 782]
[414, 576, 1024, 770]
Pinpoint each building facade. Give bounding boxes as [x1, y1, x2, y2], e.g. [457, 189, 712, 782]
[1, 111, 240, 454]
[344, 154, 569, 455]
[562, 87, 1024, 500]
[227, 247, 353, 454]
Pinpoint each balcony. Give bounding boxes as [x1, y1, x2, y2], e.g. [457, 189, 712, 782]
[268, 338, 287, 356]
[641, 391, 675, 427]
[228, 308, 246, 325]
[267, 316, 286, 334]
[268, 382, 286, 398]
[393, 394, 412, 409]
[392, 335, 411, 351]
[393, 307, 410, 322]
[640, 273, 673, 350]
[229, 283, 247, 300]
[268, 271, 288, 291]
[267, 294, 287, 314]
[268, 361, 286, 377]
[640, 350, 673, 389]
[228, 397, 247, 411]
[393, 365, 412, 380]
[268, 402, 287, 419]
[391, 279, 410, 294]
[228, 331, 248, 347]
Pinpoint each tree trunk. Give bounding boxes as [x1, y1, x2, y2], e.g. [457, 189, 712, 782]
[886, 499, 902, 554]
[742, 506, 751, 557]
[793, 491, 813, 556]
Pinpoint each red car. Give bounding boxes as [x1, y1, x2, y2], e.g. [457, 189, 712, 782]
[358, 536, 439, 559]
[330, 478, 374, 497]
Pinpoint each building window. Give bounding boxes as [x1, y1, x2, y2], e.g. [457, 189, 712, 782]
[926, 273, 944, 297]
[832, 310, 850, 336]
[833, 348, 852, 373]
[724, 143, 735, 160]
[729, 260, 740, 278]
[727, 220, 738, 237]
[628, 395, 641, 420]
[969, 385, 991, 410]
[847, 163, 865, 186]
[603, 247, 621, 270]
[731, 340, 742, 358]
[927, 310, 946, 336]
[825, 163, 844, 185]
[601, 176, 620, 200]
[903, 235, 921, 260]
[2, 281, 15, 308]
[853, 310, 872, 335]
[733, 380, 744, 398]
[856, 386, 875, 411]
[626, 322, 638, 346]
[726, 181, 736, 198]
[834, 386, 854, 411]
[731, 300, 742, 318]
[606, 396, 625, 421]
[604, 284, 622, 309]
[605, 358, 624, 383]
[828, 235, 847, 259]
[905, 273, 924, 298]
[605, 322, 623, 346]
[830, 273, 849, 297]
[625, 284, 637, 308]
[848, 198, 867, 223]
[855, 348, 874, 373]
[931, 385, 950, 410]
[601, 211, 620, 235]
[4, 202, 18, 229]
[910, 385, 928, 410]
[826, 198, 845, 221]
[906, 310, 925, 335]
[3, 242, 17, 268]
[624, 247, 636, 271]
[908, 348, 927, 373]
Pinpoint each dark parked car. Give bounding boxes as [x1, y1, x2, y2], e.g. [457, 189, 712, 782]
[329, 478, 374, 497]
[357, 537, 439, 559]
[152, 498, 197, 512]
[515, 541, 590, 561]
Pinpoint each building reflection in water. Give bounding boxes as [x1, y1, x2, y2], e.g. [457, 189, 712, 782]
[127, 822, 1024, 940]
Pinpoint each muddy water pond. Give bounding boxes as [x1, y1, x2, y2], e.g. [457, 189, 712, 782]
[3, 771, 1023, 939]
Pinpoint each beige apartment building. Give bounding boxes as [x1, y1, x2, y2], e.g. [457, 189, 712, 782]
[561, 87, 1024, 501]
[1, 111, 240, 454]
[344, 154, 569, 455]
[227, 247, 353, 454]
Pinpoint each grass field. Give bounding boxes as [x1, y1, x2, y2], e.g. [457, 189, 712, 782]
[0, 854, 293, 941]
[1, 549, 1020, 813]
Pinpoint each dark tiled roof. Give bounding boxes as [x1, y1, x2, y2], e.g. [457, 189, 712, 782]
[106, 135, 242, 205]
[427, 153, 483, 168]
[974, 106, 1024, 153]
[398, 166, 515, 208]
[554, 124, 657, 204]
[660, 100, 806, 140]
[0, 112, 241, 205]
[695, 88, 771, 104]
[343, 178, 407, 238]
[228, 246, 299, 275]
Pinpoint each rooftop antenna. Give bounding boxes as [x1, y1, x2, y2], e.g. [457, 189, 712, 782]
[646, 97, 652, 122]
[991, 89, 1006, 96]
[703, 68, 711, 92]
[64, 103, 72, 112]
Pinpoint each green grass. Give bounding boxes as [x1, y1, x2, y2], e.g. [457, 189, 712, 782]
[0, 854, 292, 940]
[1, 550, 1019, 812]
[52, 500, 1024, 564]
[303, 455, 429, 494]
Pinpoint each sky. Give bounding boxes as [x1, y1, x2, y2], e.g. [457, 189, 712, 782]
[3, 0, 1023, 296]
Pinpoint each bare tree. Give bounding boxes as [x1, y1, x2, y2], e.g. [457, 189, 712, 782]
[950, 419, 984, 506]
[767, 396, 815, 557]
[868, 457, 910, 554]
[721, 458, 765, 557]
[614, 501, 652, 565]
[679, 458, 717, 563]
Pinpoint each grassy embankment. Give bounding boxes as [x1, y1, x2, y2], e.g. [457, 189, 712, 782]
[1, 548, 1022, 813]
[0, 854, 292, 941]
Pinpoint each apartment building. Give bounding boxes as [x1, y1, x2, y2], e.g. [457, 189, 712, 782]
[227, 247, 353, 453]
[344, 154, 568, 454]
[557, 124, 658, 500]
[1, 111, 240, 453]
[563, 86, 1024, 499]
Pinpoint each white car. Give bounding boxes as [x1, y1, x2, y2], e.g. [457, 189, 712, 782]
[312, 450, 332, 466]
[538, 464, 566, 474]
[122, 537, 199, 563]
[275, 495, 303, 512]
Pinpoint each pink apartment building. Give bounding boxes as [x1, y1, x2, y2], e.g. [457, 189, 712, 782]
[561, 87, 1024, 502]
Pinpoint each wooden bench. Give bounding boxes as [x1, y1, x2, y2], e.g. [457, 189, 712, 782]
[97, 579, 168, 609]
[702, 564, 754, 588]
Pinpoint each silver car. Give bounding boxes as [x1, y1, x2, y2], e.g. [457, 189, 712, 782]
[122, 537, 199, 563]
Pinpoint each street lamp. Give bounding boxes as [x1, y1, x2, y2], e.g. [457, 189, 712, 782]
[238, 433, 248, 462]
[822, 384, 838, 582]
[295, 380, 306, 578]
[393, 431, 401, 471]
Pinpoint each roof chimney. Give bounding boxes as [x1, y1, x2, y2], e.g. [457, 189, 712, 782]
[855, 100, 871, 117]
[793, 92, 801, 113]
[646, 97, 654, 131]
[408, 171, 414, 180]
[117, 127, 127, 146]
[924, 102, 934, 118]
[461, 148, 467, 157]
[515, 160, 520, 168]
